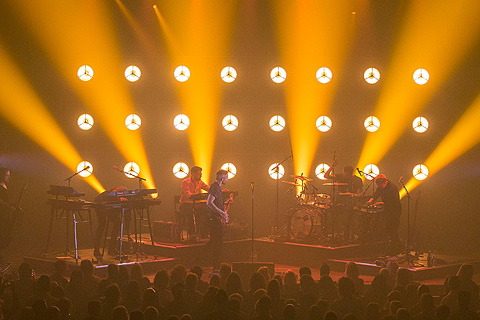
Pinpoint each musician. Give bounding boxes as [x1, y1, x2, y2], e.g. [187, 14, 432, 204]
[367, 174, 402, 254]
[205, 169, 229, 272]
[180, 166, 210, 240]
[93, 186, 130, 258]
[324, 159, 363, 241]
[324, 158, 363, 195]
[0, 167, 16, 260]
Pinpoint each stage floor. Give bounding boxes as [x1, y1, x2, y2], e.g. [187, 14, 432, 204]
[19, 234, 480, 285]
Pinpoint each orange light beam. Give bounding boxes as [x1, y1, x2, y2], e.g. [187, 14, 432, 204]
[400, 94, 480, 198]
[0, 43, 104, 192]
[358, 0, 480, 169]
[8, 0, 156, 190]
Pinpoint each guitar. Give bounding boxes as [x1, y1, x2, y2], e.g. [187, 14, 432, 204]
[221, 192, 236, 226]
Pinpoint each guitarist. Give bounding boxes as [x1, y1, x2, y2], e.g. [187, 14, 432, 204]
[0, 167, 18, 262]
[205, 169, 229, 272]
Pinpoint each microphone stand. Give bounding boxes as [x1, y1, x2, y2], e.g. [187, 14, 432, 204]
[399, 178, 413, 265]
[250, 182, 256, 262]
[64, 166, 90, 187]
[270, 154, 293, 232]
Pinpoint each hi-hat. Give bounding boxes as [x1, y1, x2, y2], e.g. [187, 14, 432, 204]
[290, 174, 313, 181]
[323, 182, 348, 186]
[282, 181, 303, 187]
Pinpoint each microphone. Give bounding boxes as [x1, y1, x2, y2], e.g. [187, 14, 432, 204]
[79, 165, 90, 173]
[399, 176, 403, 184]
[251, 182, 254, 190]
[113, 166, 123, 173]
[356, 168, 363, 176]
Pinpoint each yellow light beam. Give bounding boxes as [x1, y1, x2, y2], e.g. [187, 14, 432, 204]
[155, 0, 239, 182]
[400, 94, 480, 198]
[8, 0, 156, 190]
[271, 0, 357, 176]
[358, 0, 480, 169]
[0, 43, 104, 192]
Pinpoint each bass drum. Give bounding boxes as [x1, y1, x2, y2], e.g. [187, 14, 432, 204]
[288, 207, 314, 238]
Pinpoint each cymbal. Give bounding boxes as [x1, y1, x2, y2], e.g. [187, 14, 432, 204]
[338, 192, 356, 196]
[290, 174, 313, 181]
[323, 182, 348, 186]
[282, 181, 303, 187]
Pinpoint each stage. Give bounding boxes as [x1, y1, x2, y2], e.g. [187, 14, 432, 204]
[22, 234, 480, 285]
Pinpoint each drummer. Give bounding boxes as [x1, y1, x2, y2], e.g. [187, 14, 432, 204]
[324, 157, 363, 195]
[324, 158, 363, 241]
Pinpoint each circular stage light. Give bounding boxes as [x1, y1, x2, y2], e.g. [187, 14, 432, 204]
[364, 67, 380, 84]
[174, 66, 190, 82]
[413, 68, 429, 85]
[222, 115, 238, 131]
[269, 115, 286, 132]
[363, 164, 380, 180]
[316, 67, 333, 84]
[125, 114, 141, 130]
[364, 116, 380, 132]
[125, 65, 141, 82]
[315, 163, 331, 180]
[413, 116, 429, 133]
[77, 114, 94, 130]
[269, 163, 285, 180]
[221, 163, 237, 179]
[174, 114, 190, 131]
[173, 162, 189, 179]
[221, 66, 237, 83]
[316, 116, 332, 132]
[77, 161, 93, 177]
[124, 162, 140, 178]
[413, 164, 429, 180]
[270, 67, 286, 83]
[77, 65, 94, 81]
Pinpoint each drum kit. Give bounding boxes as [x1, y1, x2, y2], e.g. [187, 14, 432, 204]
[281, 174, 384, 244]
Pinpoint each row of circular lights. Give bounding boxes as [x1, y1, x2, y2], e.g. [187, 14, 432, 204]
[76, 160, 429, 181]
[77, 65, 430, 85]
[78, 113, 429, 133]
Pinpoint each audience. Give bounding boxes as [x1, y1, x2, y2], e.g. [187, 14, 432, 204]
[1, 259, 480, 320]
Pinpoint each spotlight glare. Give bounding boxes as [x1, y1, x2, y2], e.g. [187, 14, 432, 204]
[315, 163, 331, 180]
[222, 115, 238, 131]
[364, 116, 380, 132]
[364, 67, 380, 84]
[77, 65, 94, 81]
[363, 164, 379, 180]
[173, 162, 189, 179]
[77, 161, 93, 177]
[269, 163, 285, 180]
[125, 65, 141, 82]
[221, 163, 237, 179]
[316, 116, 332, 132]
[413, 116, 429, 133]
[124, 162, 140, 178]
[174, 114, 190, 131]
[125, 114, 142, 130]
[269, 115, 286, 132]
[413, 164, 429, 180]
[270, 66, 286, 83]
[77, 114, 94, 130]
[221, 66, 237, 83]
[174, 66, 190, 82]
[413, 68, 429, 85]
[316, 67, 333, 84]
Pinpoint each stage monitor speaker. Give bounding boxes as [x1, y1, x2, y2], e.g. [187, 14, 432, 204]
[152, 220, 181, 242]
[233, 262, 275, 287]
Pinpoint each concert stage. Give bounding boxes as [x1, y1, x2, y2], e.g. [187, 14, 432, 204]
[23, 235, 480, 283]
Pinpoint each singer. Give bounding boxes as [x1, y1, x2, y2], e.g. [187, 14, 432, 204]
[0, 167, 18, 262]
[204, 169, 229, 272]
[367, 174, 402, 255]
